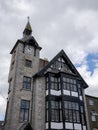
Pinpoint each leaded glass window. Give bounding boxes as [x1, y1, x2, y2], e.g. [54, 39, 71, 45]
[64, 101, 80, 123]
[50, 76, 59, 90]
[51, 101, 62, 122]
[63, 77, 77, 92]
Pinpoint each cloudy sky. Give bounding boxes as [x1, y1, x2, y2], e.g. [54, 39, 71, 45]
[0, 0, 98, 120]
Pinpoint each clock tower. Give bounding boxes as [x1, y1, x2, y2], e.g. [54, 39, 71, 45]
[4, 19, 42, 130]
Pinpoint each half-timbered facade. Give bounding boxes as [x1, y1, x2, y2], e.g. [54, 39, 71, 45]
[34, 50, 89, 130]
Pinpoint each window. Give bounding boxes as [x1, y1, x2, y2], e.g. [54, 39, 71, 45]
[46, 101, 62, 122]
[50, 76, 59, 90]
[89, 100, 94, 105]
[25, 60, 32, 67]
[63, 77, 77, 92]
[93, 128, 98, 130]
[20, 100, 30, 121]
[50, 101, 62, 122]
[91, 110, 97, 122]
[23, 76, 31, 90]
[64, 101, 80, 123]
[92, 115, 96, 122]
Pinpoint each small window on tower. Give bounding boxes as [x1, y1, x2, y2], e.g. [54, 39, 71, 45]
[25, 59, 32, 67]
[20, 99, 30, 122]
[23, 76, 31, 90]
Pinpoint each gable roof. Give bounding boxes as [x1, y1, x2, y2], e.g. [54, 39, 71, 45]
[34, 49, 88, 88]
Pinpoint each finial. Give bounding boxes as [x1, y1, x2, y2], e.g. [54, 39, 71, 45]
[27, 16, 30, 22]
[23, 16, 32, 36]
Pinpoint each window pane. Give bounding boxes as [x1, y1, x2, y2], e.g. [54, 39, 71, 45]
[73, 111, 76, 122]
[75, 103, 79, 110]
[20, 109, 24, 121]
[51, 109, 59, 121]
[68, 102, 72, 109]
[65, 110, 69, 121]
[24, 110, 29, 121]
[81, 113, 85, 124]
[69, 110, 72, 122]
[51, 101, 59, 109]
[64, 101, 69, 109]
[76, 111, 80, 122]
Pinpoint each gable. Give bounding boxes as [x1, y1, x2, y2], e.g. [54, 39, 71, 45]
[34, 49, 88, 88]
[50, 56, 74, 74]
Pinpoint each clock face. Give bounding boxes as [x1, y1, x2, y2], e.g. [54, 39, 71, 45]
[25, 45, 33, 54]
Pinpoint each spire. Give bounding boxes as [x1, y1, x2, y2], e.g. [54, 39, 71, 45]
[23, 17, 32, 37]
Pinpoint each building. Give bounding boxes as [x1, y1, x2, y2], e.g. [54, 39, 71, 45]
[0, 121, 4, 130]
[4, 20, 89, 130]
[86, 95, 98, 130]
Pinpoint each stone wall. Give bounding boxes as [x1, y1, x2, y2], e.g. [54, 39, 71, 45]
[4, 42, 40, 130]
[33, 77, 45, 130]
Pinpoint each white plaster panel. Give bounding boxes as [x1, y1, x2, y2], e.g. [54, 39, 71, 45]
[51, 122, 63, 129]
[63, 90, 70, 95]
[46, 90, 48, 95]
[46, 123, 48, 129]
[50, 90, 61, 96]
[65, 122, 73, 129]
[83, 125, 86, 130]
[72, 91, 78, 97]
[80, 96, 83, 100]
[74, 123, 82, 130]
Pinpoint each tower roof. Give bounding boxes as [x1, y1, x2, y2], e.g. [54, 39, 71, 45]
[23, 17, 32, 36]
[25, 20, 32, 31]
